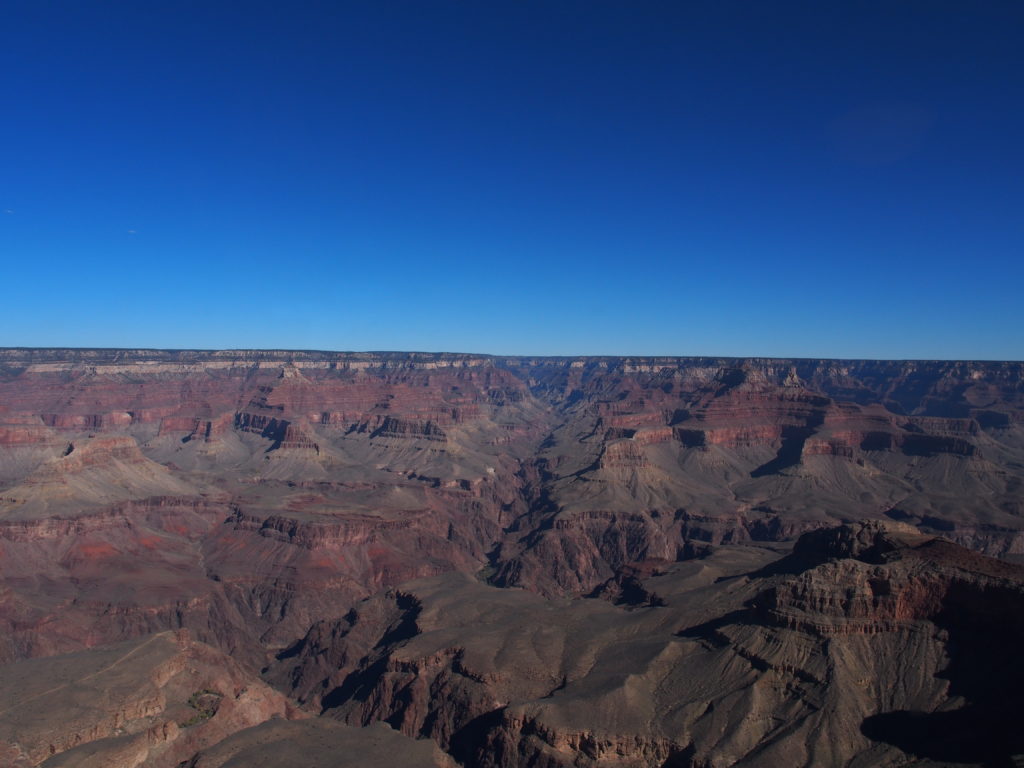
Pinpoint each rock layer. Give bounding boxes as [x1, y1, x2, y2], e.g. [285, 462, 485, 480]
[1, 349, 1023, 765]
[274, 523, 1024, 767]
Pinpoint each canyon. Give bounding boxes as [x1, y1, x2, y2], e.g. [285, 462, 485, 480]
[1, 348, 1022, 766]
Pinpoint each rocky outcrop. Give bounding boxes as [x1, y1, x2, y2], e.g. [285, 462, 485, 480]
[1, 351, 1022, 634]
[266, 524, 1024, 767]
[1, 350, 1024, 766]
[0, 630, 297, 768]
[758, 521, 1024, 636]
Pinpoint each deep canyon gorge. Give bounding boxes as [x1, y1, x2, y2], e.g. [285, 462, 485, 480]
[1, 348, 1022, 767]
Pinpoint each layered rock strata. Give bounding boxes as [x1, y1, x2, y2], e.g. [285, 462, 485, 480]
[0, 350, 1022, 765]
[272, 523, 1024, 767]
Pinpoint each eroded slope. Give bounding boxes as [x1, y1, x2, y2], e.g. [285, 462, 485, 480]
[1, 350, 1022, 766]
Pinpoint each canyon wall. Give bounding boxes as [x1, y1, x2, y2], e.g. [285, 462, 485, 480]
[1, 349, 1022, 765]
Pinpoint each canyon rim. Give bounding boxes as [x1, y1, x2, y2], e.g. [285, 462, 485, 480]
[1, 348, 1022, 766]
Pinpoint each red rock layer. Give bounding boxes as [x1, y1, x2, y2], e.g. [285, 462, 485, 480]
[0, 349, 1022, 665]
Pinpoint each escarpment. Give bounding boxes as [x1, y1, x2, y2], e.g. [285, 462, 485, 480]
[266, 523, 1024, 767]
[0, 630, 297, 768]
[1, 350, 1023, 766]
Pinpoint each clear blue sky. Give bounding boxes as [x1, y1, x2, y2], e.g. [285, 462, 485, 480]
[2, 1, 1022, 358]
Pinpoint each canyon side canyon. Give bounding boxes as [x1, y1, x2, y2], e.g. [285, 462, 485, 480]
[1, 348, 1022, 767]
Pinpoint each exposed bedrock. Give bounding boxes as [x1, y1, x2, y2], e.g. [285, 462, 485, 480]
[0, 495, 245, 661]
[0, 630, 300, 768]
[270, 523, 1024, 767]
[0, 352, 1021, 654]
[1, 351, 1023, 764]
[204, 479, 519, 649]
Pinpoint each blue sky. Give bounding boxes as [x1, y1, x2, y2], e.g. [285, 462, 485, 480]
[2, 1, 1022, 358]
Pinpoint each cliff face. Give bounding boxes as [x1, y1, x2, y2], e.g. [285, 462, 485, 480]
[490, 356, 1024, 596]
[271, 523, 1024, 767]
[0, 350, 548, 664]
[1, 349, 1023, 766]
[1, 350, 1022, 658]
[0, 630, 297, 768]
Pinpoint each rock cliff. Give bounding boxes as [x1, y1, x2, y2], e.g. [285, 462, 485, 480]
[273, 523, 1024, 767]
[0, 349, 1022, 765]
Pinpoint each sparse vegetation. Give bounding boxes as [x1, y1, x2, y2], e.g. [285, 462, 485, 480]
[179, 688, 222, 728]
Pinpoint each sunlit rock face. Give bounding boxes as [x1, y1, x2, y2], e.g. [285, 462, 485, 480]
[1, 349, 1023, 766]
[271, 523, 1024, 768]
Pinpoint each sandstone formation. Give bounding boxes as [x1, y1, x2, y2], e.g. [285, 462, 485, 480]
[273, 522, 1024, 767]
[0, 349, 1022, 766]
[0, 630, 296, 768]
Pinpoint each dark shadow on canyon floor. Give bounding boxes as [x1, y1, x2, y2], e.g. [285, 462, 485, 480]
[861, 597, 1024, 768]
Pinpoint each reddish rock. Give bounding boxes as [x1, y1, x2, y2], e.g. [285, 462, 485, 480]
[0, 350, 1023, 765]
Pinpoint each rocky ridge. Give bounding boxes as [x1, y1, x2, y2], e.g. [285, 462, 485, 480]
[271, 522, 1024, 767]
[1, 349, 1022, 765]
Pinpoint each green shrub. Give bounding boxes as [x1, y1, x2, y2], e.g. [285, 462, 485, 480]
[178, 688, 223, 728]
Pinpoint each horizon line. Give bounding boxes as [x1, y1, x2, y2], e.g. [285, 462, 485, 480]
[1, 346, 1022, 365]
